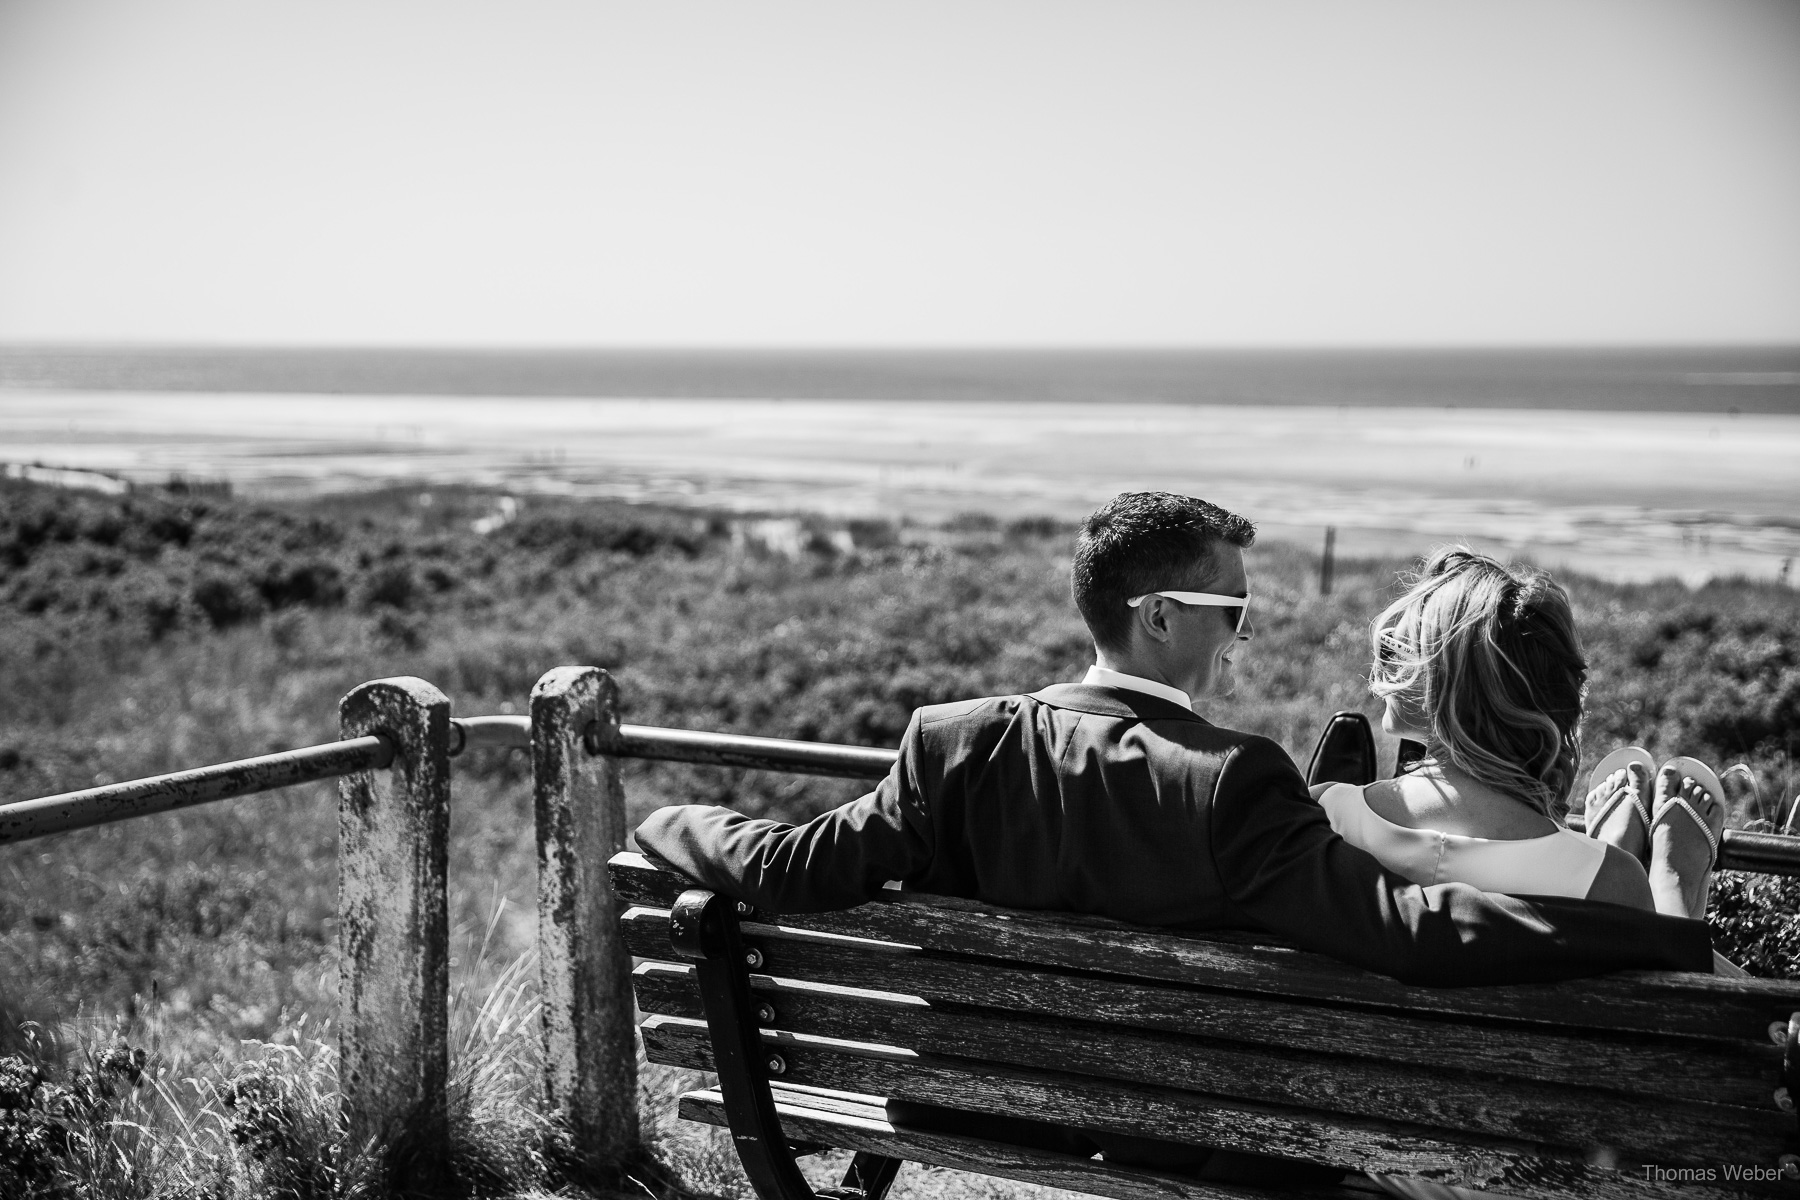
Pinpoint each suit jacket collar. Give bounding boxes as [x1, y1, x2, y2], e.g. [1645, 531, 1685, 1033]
[1031, 683, 1209, 726]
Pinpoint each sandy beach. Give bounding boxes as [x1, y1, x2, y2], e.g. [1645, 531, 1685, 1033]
[3, 389, 1796, 584]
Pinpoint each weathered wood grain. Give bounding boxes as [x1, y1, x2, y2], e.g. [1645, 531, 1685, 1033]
[337, 677, 452, 1191]
[678, 1086, 1376, 1200]
[631, 962, 1787, 1167]
[620, 908, 1779, 1109]
[531, 666, 636, 1170]
[611, 853, 1800, 1041]
[641, 1017, 1778, 1200]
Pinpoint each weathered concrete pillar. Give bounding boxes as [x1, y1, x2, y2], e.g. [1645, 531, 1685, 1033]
[531, 666, 638, 1169]
[337, 676, 452, 1187]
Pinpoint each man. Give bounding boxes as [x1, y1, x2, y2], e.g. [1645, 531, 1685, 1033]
[638, 491, 1709, 977]
[635, 492, 1712, 1176]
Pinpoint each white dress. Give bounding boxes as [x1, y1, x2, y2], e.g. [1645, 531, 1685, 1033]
[1318, 783, 1606, 895]
[1317, 783, 1607, 1200]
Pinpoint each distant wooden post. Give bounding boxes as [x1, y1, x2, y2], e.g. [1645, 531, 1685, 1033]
[532, 666, 638, 1169]
[1319, 525, 1337, 596]
[337, 676, 452, 1188]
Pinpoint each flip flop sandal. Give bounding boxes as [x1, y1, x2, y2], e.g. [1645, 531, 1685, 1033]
[1651, 755, 1727, 869]
[1584, 747, 1655, 838]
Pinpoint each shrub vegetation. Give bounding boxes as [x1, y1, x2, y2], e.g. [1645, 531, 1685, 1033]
[0, 476, 1796, 1197]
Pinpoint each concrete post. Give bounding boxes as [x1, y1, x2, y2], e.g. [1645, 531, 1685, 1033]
[531, 666, 638, 1169]
[337, 676, 452, 1188]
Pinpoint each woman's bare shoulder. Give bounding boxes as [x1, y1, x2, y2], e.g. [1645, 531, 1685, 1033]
[1584, 840, 1655, 910]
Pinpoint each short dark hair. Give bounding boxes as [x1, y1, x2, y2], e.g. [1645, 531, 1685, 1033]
[1072, 492, 1256, 652]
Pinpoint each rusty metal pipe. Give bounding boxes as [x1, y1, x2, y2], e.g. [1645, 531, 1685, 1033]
[449, 714, 531, 756]
[21, 713, 1800, 878]
[1716, 829, 1800, 877]
[1557, 814, 1800, 877]
[607, 724, 896, 780]
[0, 735, 393, 846]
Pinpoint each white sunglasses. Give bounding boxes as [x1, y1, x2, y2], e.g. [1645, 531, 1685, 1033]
[1126, 590, 1252, 635]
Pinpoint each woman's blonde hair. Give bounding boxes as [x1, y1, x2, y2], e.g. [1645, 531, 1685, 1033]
[1370, 547, 1586, 819]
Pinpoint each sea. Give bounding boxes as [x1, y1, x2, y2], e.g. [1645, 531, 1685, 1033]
[2, 346, 1797, 585]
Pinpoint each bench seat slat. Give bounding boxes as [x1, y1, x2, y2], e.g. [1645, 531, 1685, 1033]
[621, 908, 1780, 1109]
[633, 962, 1788, 1169]
[612, 853, 1800, 1042]
[677, 1086, 1379, 1200]
[642, 1015, 1777, 1200]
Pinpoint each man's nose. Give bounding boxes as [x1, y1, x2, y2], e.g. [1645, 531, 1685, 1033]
[1238, 616, 1255, 642]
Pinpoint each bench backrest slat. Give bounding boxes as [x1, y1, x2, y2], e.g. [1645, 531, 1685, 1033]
[640, 1014, 1722, 1200]
[613, 854, 1800, 1198]
[633, 960, 1787, 1168]
[620, 907, 1778, 1108]
[613, 854, 1800, 1042]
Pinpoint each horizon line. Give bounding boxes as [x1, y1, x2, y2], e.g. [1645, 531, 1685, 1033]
[4, 340, 1799, 356]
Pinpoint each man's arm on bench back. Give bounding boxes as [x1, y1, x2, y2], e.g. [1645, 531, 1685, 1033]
[633, 713, 936, 914]
[1209, 737, 1717, 985]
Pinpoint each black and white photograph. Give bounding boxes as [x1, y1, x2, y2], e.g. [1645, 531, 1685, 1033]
[2, 2, 1798, 1197]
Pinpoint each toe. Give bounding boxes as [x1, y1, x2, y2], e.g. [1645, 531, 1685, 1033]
[1589, 770, 1625, 811]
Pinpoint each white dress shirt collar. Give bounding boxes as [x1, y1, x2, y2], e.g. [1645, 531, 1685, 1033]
[1081, 665, 1194, 712]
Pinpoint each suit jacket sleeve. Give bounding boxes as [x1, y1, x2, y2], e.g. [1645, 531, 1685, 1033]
[632, 712, 936, 913]
[1209, 737, 1716, 985]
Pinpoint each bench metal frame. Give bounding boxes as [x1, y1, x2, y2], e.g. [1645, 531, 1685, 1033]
[671, 887, 905, 1200]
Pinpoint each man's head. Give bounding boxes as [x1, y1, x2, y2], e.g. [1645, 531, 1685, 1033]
[1073, 492, 1256, 699]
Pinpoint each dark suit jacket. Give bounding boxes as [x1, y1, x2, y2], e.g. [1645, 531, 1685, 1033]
[635, 684, 1714, 984]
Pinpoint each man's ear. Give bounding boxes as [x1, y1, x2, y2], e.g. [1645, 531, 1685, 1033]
[1135, 595, 1174, 645]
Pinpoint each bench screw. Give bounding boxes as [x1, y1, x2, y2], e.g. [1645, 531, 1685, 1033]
[744, 948, 764, 969]
[756, 1001, 778, 1026]
[767, 1053, 787, 1076]
[1781, 1155, 1800, 1180]
[1776, 1087, 1795, 1113]
[1773, 1021, 1791, 1046]
[735, 901, 753, 916]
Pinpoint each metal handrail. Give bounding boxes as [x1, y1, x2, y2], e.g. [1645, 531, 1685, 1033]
[7, 715, 1796, 879]
[0, 736, 393, 846]
[1715, 828, 1800, 877]
[451, 714, 531, 754]
[610, 723, 895, 779]
[0, 716, 895, 846]
[1563, 812, 1794, 878]
[436, 714, 899, 777]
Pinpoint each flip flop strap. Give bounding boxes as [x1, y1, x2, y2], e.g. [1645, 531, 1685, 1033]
[1656, 795, 1721, 863]
[1586, 779, 1650, 839]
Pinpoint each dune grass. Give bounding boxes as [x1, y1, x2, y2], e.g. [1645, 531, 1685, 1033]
[1, 477, 1796, 1196]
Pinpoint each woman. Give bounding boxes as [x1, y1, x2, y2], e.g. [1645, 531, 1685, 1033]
[1316, 546, 1724, 919]
[1311, 547, 1733, 1200]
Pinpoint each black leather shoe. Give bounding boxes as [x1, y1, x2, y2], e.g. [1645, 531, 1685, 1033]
[1305, 711, 1378, 787]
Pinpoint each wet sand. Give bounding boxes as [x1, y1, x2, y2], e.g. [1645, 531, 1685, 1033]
[3, 390, 1796, 584]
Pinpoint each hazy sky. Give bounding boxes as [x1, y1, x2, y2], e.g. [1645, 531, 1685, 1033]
[1, 0, 1796, 347]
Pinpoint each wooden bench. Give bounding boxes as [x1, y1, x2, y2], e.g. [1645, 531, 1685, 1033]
[611, 850, 1800, 1200]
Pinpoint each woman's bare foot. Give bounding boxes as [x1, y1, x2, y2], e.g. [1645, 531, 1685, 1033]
[1585, 763, 1650, 862]
[1648, 766, 1724, 919]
